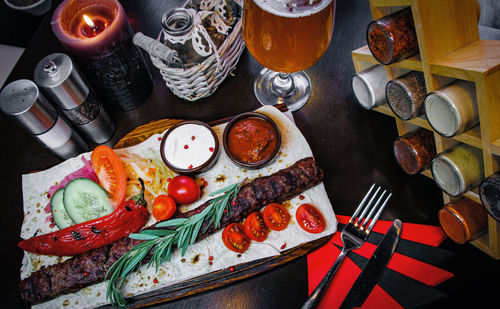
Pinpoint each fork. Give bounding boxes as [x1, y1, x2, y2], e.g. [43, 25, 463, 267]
[302, 184, 392, 309]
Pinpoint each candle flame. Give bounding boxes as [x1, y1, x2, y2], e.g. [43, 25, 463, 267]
[83, 14, 95, 29]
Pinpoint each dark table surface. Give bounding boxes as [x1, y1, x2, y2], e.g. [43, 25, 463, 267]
[1, 0, 498, 308]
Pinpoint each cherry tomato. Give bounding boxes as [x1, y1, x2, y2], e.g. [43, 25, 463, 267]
[152, 195, 177, 221]
[222, 223, 251, 253]
[167, 175, 201, 205]
[263, 203, 290, 231]
[90, 145, 127, 209]
[244, 212, 268, 242]
[296, 204, 326, 234]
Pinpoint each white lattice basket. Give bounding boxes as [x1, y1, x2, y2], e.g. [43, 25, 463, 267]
[149, 0, 245, 101]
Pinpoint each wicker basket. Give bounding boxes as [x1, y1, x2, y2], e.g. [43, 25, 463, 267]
[149, 0, 245, 101]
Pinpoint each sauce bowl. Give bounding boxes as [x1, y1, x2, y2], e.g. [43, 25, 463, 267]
[223, 112, 281, 169]
[160, 120, 220, 175]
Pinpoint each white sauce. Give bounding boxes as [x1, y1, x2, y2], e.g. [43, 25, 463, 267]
[163, 123, 215, 169]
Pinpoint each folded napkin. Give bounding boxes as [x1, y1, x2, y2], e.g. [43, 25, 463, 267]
[307, 216, 454, 308]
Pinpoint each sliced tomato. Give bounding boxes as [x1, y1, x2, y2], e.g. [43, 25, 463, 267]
[296, 204, 326, 234]
[244, 212, 268, 242]
[168, 175, 201, 205]
[222, 223, 251, 253]
[90, 145, 127, 209]
[263, 203, 290, 231]
[152, 195, 177, 221]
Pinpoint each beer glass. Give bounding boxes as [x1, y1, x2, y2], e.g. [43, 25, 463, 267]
[243, 0, 335, 111]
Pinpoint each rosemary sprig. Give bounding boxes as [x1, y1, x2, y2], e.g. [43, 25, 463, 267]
[105, 180, 244, 307]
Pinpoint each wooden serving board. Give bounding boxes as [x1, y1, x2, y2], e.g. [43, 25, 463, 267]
[111, 105, 330, 308]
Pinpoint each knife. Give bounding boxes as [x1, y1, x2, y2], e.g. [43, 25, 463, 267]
[339, 219, 402, 309]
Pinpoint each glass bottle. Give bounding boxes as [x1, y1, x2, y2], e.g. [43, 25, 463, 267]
[479, 172, 500, 222]
[386, 70, 427, 120]
[439, 197, 488, 244]
[352, 65, 388, 109]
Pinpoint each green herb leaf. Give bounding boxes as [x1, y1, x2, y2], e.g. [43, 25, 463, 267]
[106, 179, 244, 308]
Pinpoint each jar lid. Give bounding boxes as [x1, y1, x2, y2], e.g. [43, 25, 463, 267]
[0, 79, 57, 135]
[34, 53, 89, 109]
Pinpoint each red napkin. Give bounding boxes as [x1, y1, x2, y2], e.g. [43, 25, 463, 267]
[307, 216, 453, 308]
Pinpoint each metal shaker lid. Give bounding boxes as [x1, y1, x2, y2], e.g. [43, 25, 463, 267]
[34, 53, 89, 110]
[0, 79, 57, 135]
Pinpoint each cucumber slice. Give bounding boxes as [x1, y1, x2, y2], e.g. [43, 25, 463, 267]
[50, 188, 75, 229]
[63, 178, 113, 224]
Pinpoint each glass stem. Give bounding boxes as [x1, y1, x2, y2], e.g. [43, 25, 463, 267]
[271, 73, 295, 98]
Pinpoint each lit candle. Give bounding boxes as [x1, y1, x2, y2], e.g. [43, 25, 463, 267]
[51, 0, 152, 111]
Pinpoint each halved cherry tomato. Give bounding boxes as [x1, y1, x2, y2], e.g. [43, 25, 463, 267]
[168, 175, 201, 205]
[263, 203, 290, 231]
[244, 212, 268, 242]
[222, 223, 251, 253]
[296, 204, 326, 234]
[152, 195, 177, 221]
[90, 145, 127, 209]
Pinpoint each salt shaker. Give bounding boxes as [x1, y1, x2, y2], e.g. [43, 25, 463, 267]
[386, 71, 427, 120]
[0, 80, 88, 160]
[34, 53, 115, 144]
[366, 7, 419, 65]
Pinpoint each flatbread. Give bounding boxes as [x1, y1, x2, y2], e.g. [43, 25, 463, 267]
[20, 106, 337, 308]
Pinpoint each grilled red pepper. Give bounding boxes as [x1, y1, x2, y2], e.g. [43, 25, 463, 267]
[18, 179, 149, 256]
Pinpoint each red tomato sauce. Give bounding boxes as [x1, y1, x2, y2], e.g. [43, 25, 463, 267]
[227, 117, 278, 163]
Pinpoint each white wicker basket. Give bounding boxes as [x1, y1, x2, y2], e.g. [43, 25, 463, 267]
[149, 0, 245, 101]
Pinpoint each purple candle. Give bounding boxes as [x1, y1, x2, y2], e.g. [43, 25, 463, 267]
[51, 0, 152, 111]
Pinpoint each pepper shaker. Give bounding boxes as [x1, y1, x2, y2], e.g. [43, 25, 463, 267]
[0, 79, 88, 160]
[34, 53, 115, 144]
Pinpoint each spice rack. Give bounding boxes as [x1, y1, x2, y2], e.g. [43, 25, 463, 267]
[352, 0, 500, 259]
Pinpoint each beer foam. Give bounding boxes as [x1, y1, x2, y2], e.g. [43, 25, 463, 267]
[253, 0, 333, 18]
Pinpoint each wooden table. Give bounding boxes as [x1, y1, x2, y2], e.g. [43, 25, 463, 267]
[0, 0, 498, 308]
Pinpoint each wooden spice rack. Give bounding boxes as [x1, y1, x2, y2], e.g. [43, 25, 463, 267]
[352, 0, 500, 259]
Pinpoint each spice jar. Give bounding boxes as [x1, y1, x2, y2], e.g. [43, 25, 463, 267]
[386, 70, 427, 120]
[424, 80, 478, 138]
[352, 65, 388, 109]
[393, 128, 436, 175]
[438, 197, 488, 244]
[366, 7, 419, 65]
[431, 144, 484, 197]
[479, 172, 500, 222]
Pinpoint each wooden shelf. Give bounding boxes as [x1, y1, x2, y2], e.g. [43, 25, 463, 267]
[430, 40, 500, 81]
[353, 1, 500, 259]
[352, 45, 423, 71]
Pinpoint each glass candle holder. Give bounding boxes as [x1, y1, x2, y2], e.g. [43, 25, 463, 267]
[393, 128, 436, 175]
[479, 172, 500, 222]
[386, 70, 427, 120]
[51, 0, 153, 112]
[352, 65, 388, 109]
[366, 7, 419, 65]
[424, 80, 478, 138]
[439, 197, 488, 244]
[431, 144, 484, 197]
